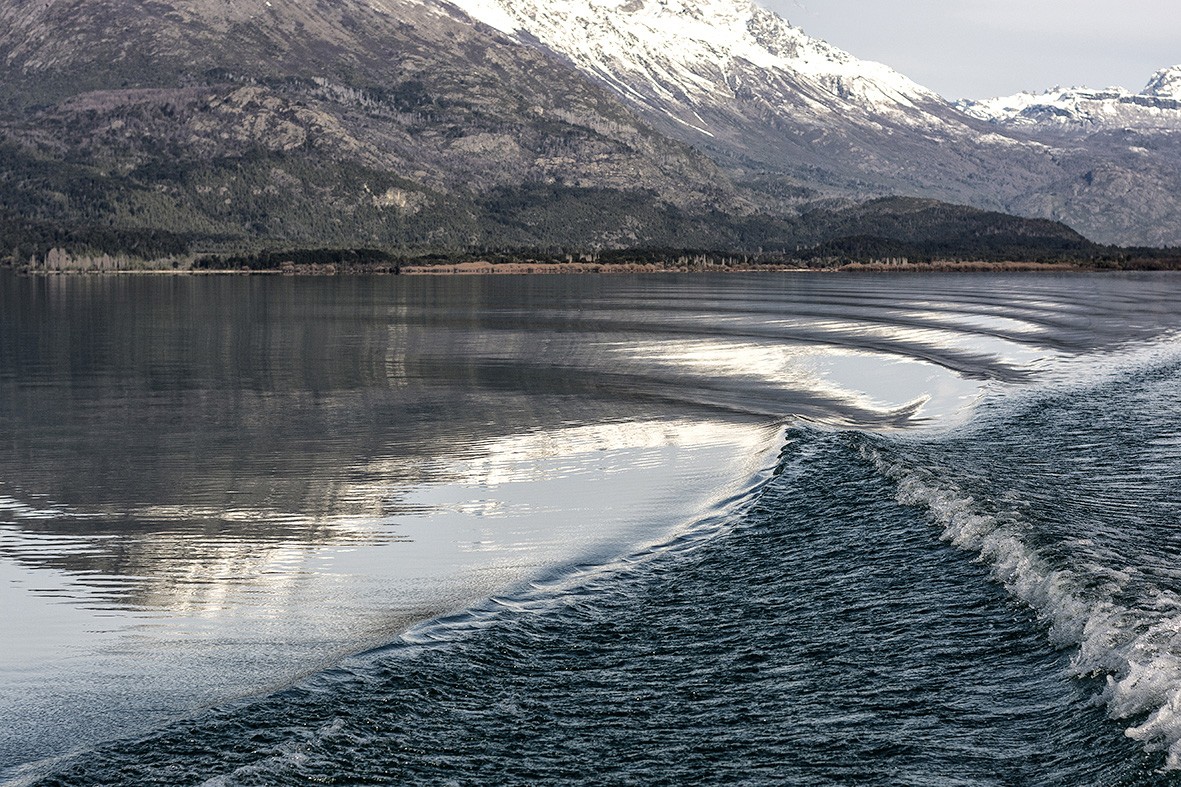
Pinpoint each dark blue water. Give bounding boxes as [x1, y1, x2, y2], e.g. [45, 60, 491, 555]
[29, 357, 1181, 785]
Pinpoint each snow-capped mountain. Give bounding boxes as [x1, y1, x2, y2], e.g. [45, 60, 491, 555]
[959, 66, 1181, 132]
[448, 0, 938, 127]
[442, 0, 1181, 245]
[1144, 65, 1181, 100]
[445, 0, 1050, 208]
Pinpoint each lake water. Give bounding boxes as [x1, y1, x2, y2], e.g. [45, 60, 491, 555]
[3, 270, 1181, 785]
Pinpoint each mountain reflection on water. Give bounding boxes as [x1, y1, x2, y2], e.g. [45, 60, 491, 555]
[3, 270, 1181, 781]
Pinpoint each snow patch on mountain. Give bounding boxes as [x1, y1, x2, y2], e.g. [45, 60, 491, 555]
[959, 66, 1181, 131]
[959, 87, 1133, 125]
[443, 0, 518, 33]
[1144, 66, 1181, 100]
[445, 0, 939, 122]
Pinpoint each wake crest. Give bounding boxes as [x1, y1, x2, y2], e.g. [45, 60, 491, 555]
[866, 447, 1181, 772]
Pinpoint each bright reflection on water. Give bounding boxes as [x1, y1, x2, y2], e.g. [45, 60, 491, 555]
[3, 270, 1181, 779]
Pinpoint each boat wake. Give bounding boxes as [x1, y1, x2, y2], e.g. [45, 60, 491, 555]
[864, 354, 1181, 772]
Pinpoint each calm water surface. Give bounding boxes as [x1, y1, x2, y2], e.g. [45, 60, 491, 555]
[2, 270, 1181, 784]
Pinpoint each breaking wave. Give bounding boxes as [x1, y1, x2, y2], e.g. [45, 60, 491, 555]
[866, 354, 1181, 773]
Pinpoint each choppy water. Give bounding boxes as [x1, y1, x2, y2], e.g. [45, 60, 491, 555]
[3, 271, 1181, 784]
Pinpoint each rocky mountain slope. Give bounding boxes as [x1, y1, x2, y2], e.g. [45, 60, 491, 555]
[445, 0, 1181, 246]
[0, 0, 776, 256]
[448, 0, 1036, 204]
[0, 0, 1177, 259]
[954, 66, 1181, 247]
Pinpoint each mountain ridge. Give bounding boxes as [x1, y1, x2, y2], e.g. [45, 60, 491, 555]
[440, 0, 1181, 246]
[959, 65, 1181, 129]
[0, 0, 1179, 261]
[0, 0, 786, 256]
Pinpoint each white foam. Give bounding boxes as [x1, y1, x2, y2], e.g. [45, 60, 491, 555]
[868, 448, 1181, 771]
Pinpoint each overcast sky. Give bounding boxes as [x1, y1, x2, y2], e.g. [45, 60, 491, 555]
[761, 0, 1181, 100]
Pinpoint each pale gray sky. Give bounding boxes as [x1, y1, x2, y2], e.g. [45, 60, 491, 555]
[761, 0, 1181, 99]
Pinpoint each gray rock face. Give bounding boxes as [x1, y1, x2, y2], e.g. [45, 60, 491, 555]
[0, 0, 767, 250]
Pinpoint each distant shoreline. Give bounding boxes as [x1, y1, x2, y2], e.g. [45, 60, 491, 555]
[8, 259, 1177, 277]
[394, 260, 1131, 275]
